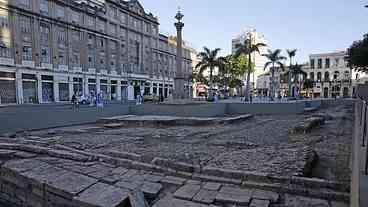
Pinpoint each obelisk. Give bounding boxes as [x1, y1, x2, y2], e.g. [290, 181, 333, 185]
[174, 9, 185, 99]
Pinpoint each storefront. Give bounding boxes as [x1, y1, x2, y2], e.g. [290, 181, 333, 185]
[144, 82, 151, 95]
[41, 75, 54, 103]
[88, 79, 96, 96]
[58, 82, 69, 101]
[158, 84, 163, 96]
[73, 77, 83, 96]
[152, 83, 158, 95]
[0, 72, 16, 104]
[22, 73, 38, 104]
[121, 81, 128, 102]
[100, 79, 108, 99]
[111, 80, 117, 100]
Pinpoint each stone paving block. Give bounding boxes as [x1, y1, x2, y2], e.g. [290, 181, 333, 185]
[331, 201, 349, 207]
[143, 173, 164, 183]
[75, 182, 130, 207]
[252, 189, 279, 203]
[3, 159, 47, 173]
[153, 195, 210, 207]
[174, 184, 201, 200]
[215, 186, 252, 205]
[192, 173, 242, 185]
[13, 151, 37, 158]
[249, 199, 270, 207]
[129, 190, 149, 207]
[193, 189, 217, 204]
[50, 170, 98, 196]
[284, 194, 329, 207]
[120, 169, 139, 180]
[141, 181, 163, 198]
[0, 150, 16, 158]
[115, 180, 142, 191]
[161, 176, 186, 186]
[203, 182, 222, 191]
[186, 179, 202, 185]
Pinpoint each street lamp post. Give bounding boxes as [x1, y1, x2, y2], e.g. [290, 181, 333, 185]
[174, 9, 185, 99]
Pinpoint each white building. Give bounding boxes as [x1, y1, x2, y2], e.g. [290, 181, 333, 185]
[232, 29, 270, 92]
[303, 51, 352, 98]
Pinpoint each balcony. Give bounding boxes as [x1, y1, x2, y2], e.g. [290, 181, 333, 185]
[58, 65, 68, 71]
[22, 61, 35, 68]
[100, 69, 108, 75]
[88, 68, 96, 74]
[41, 63, 53, 70]
[0, 58, 14, 66]
[73, 67, 82, 73]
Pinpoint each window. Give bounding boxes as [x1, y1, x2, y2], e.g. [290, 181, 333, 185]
[20, 16, 31, 33]
[109, 23, 117, 36]
[55, 4, 65, 19]
[317, 59, 322, 69]
[108, 6, 117, 19]
[40, 23, 50, 45]
[120, 11, 126, 24]
[18, 0, 30, 8]
[333, 71, 340, 80]
[324, 72, 330, 81]
[325, 58, 330, 69]
[97, 19, 105, 32]
[310, 72, 314, 80]
[22, 45, 32, 61]
[40, 0, 49, 15]
[41, 46, 50, 63]
[335, 58, 340, 67]
[86, 15, 94, 28]
[57, 27, 67, 46]
[40, 23, 50, 63]
[0, 33, 11, 58]
[70, 10, 80, 24]
[317, 72, 322, 81]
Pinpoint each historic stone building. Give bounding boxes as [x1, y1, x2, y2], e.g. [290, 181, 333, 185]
[304, 51, 351, 98]
[0, 0, 192, 104]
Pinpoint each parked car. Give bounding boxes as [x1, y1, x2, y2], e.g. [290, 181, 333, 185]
[79, 95, 90, 105]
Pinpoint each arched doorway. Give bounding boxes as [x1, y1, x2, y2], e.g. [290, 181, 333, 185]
[323, 87, 329, 98]
[343, 87, 349, 98]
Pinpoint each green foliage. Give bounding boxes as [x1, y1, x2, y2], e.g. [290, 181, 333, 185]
[195, 47, 224, 88]
[347, 34, 368, 73]
[303, 79, 314, 90]
[216, 54, 249, 89]
[289, 63, 307, 82]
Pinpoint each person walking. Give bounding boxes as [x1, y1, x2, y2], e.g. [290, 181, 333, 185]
[71, 94, 77, 110]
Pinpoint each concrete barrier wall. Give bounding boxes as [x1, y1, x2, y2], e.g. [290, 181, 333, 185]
[226, 102, 306, 115]
[130, 103, 227, 117]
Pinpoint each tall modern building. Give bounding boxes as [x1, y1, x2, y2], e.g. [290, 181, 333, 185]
[232, 29, 270, 93]
[0, 0, 192, 104]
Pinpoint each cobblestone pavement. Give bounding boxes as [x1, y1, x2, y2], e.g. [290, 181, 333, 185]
[0, 102, 354, 206]
[20, 102, 353, 182]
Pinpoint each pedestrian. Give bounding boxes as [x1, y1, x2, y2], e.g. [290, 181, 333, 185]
[71, 94, 76, 110]
[250, 94, 253, 104]
[160, 94, 164, 103]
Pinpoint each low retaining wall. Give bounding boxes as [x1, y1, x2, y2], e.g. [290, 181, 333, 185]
[227, 102, 306, 115]
[130, 103, 227, 117]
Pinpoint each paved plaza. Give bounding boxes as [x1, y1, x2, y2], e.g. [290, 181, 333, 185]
[0, 101, 354, 206]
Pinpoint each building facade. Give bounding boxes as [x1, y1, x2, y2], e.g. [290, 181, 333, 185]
[232, 29, 270, 91]
[0, 0, 192, 104]
[304, 51, 351, 98]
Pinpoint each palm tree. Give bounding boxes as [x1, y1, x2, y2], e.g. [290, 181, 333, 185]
[263, 49, 286, 99]
[289, 63, 307, 97]
[196, 47, 224, 100]
[286, 49, 297, 97]
[235, 36, 266, 102]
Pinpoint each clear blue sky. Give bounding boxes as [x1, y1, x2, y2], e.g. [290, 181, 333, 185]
[140, 0, 367, 63]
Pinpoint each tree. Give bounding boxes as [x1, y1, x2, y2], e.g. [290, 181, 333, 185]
[235, 37, 266, 102]
[217, 54, 248, 94]
[286, 49, 297, 97]
[263, 49, 286, 99]
[303, 79, 314, 98]
[347, 34, 368, 73]
[196, 47, 224, 99]
[289, 63, 307, 97]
